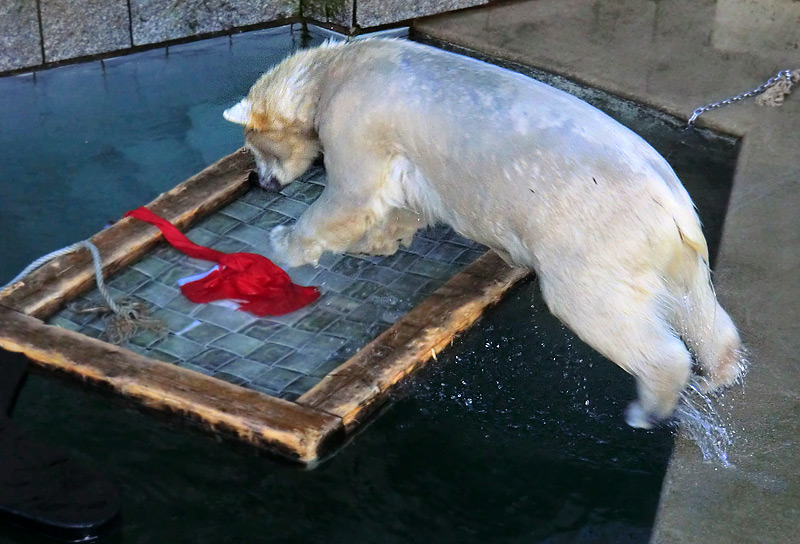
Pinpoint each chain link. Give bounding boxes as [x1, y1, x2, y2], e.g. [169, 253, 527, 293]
[687, 69, 794, 126]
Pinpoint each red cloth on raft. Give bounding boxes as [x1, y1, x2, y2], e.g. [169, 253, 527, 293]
[124, 207, 320, 316]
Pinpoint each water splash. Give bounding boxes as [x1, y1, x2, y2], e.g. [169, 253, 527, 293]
[672, 381, 736, 466]
[668, 344, 751, 466]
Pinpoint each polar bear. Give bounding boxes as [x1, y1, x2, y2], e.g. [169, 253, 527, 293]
[223, 39, 744, 429]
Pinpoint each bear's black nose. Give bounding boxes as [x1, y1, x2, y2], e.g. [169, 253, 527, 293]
[247, 171, 260, 187]
[248, 171, 282, 193]
[261, 175, 283, 193]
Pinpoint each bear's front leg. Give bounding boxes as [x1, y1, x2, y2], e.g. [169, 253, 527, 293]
[269, 188, 381, 268]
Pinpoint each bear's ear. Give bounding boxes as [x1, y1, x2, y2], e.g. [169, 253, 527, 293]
[223, 99, 251, 126]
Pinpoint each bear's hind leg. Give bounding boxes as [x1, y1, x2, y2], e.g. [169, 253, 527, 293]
[540, 276, 692, 428]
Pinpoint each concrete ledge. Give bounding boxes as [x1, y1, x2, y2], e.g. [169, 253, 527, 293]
[414, 1, 799, 542]
[131, 0, 297, 46]
[1, 0, 496, 74]
[0, 0, 42, 72]
[302, 0, 354, 28]
[40, 0, 131, 62]
[302, 1, 489, 30]
[357, 0, 488, 28]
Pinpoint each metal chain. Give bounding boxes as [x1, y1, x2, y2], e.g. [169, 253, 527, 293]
[687, 69, 794, 126]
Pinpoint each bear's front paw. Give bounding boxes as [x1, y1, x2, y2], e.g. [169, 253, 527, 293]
[269, 225, 322, 268]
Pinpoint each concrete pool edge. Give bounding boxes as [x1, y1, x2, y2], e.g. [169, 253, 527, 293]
[413, 3, 800, 543]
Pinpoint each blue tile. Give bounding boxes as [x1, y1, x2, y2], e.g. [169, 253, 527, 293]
[226, 223, 270, 246]
[388, 273, 429, 297]
[283, 375, 321, 396]
[268, 327, 315, 349]
[359, 266, 402, 285]
[316, 293, 361, 314]
[294, 310, 340, 333]
[270, 198, 307, 219]
[196, 213, 239, 235]
[425, 242, 466, 263]
[383, 250, 420, 271]
[189, 348, 237, 371]
[252, 367, 304, 392]
[182, 322, 228, 344]
[323, 319, 365, 339]
[220, 200, 263, 222]
[210, 237, 248, 254]
[239, 321, 283, 341]
[273, 351, 322, 374]
[153, 308, 197, 334]
[194, 304, 258, 331]
[331, 256, 372, 276]
[186, 228, 219, 247]
[108, 268, 151, 291]
[152, 335, 204, 359]
[134, 281, 179, 306]
[313, 270, 352, 293]
[294, 334, 348, 359]
[406, 236, 437, 256]
[407, 259, 457, 279]
[210, 333, 263, 357]
[251, 210, 291, 230]
[341, 281, 380, 301]
[246, 342, 294, 365]
[217, 359, 271, 381]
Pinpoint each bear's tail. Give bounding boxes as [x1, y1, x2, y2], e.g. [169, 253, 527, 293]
[669, 224, 745, 391]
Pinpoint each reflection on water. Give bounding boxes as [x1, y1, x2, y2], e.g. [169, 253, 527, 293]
[0, 25, 321, 284]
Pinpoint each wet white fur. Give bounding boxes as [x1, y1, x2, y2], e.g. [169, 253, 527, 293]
[225, 39, 744, 428]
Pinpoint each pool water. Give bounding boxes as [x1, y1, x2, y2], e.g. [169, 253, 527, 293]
[0, 24, 737, 544]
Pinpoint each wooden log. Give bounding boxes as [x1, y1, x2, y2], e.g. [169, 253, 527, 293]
[297, 251, 530, 430]
[0, 306, 343, 465]
[0, 149, 255, 319]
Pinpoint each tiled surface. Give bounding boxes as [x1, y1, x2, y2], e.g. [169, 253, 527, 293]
[49, 165, 486, 400]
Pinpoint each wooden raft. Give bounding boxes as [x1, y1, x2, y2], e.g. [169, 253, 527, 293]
[0, 149, 529, 465]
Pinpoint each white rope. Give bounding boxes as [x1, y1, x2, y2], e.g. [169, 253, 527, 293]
[4, 240, 120, 314]
[4, 240, 164, 344]
[756, 68, 800, 107]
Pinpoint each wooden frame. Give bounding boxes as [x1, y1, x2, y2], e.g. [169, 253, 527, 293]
[0, 150, 529, 465]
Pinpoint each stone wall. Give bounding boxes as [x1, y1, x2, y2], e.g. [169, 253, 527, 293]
[0, 0, 490, 74]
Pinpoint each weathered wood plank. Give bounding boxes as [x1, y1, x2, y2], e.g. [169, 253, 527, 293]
[0, 149, 255, 319]
[0, 306, 343, 464]
[297, 251, 530, 430]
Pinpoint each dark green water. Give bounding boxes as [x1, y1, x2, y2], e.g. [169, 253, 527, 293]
[0, 25, 736, 544]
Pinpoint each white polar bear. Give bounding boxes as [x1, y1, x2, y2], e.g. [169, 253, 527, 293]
[224, 39, 745, 429]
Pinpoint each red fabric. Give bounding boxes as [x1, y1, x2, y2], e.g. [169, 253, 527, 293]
[125, 207, 320, 316]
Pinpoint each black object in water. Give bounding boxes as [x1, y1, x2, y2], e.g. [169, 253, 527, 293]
[0, 350, 121, 542]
